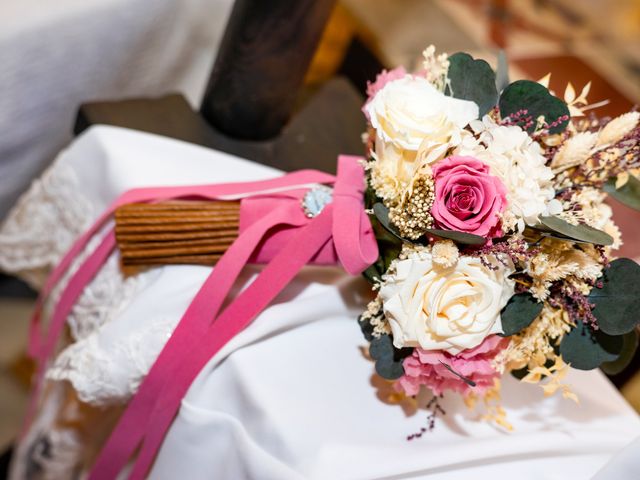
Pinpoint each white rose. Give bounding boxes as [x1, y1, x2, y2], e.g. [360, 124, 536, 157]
[379, 250, 514, 355]
[366, 76, 479, 200]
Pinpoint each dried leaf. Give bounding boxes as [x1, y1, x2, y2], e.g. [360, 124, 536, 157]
[562, 389, 579, 403]
[597, 111, 640, 146]
[578, 81, 591, 103]
[542, 382, 560, 396]
[576, 82, 591, 105]
[538, 73, 551, 88]
[564, 82, 576, 104]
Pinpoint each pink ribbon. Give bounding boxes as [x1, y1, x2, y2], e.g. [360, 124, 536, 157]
[23, 155, 377, 478]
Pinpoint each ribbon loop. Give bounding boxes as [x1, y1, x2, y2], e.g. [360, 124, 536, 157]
[332, 155, 379, 275]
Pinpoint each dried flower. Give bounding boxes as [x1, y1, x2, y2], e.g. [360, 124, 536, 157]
[388, 173, 435, 239]
[422, 45, 450, 91]
[596, 111, 640, 147]
[551, 132, 597, 173]
[431, 240, 459, 268]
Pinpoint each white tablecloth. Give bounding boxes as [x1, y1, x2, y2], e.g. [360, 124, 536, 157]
[0, 0, 233, 221]
[2, 126, 639, 479]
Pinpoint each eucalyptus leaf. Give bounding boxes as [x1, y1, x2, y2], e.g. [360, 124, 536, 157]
[446, 52, 498, 117]
[590, 258, 640, 335]
[500, 293, 543, 336]
[370, 334, 394, 360]
[366, 203, 403, 283]
[560, 320, 623, 370]
[499, 80, 570, 134]
[375, 361, 406, 380]
[371, 216, 402, 267]
[601, 330, 639, 375]
[358, 314, 376, 342]
[603, 175, 640, 212]
[362, 263, 383, 285]
[423, 228, 486, 245]
[495, 50, 510, 93]
[538, 215, 613, 246]
[369, 335, 412, 380]
[373, 202, 486, 246]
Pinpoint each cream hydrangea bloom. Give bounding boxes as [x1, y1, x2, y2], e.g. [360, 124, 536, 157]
[456, 116, 562, 231]
[366, 76, 478, 202]
[379, 248, 514, 355]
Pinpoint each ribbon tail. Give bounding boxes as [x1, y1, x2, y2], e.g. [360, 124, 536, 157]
[21, 229, 117, 436]
[127, 206, 335, 480]
[88, 205, 301, 480]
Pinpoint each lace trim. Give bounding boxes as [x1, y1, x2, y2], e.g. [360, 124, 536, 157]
[0, 161, 94, 289]
[66, 252, 146, 340]
[47, 316, 176, 406]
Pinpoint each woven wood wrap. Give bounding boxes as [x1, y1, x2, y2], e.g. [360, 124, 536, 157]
[114, 201, 240, 268]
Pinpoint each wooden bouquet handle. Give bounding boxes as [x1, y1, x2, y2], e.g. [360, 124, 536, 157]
[114, 201, 240, 268]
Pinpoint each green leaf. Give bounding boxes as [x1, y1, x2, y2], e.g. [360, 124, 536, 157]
[363, 212, 403, 284]
[500, 292, 543, 336]
[369, 335, 412, 380]
[537, 215, 613, 246]
[423, 228, 486, 245]
[560, 320, 623, 370]
[601, 330, 639, 375]
[358, 314, 376, 342]
[366, 202, 403, 276]
[590, 258, 640, 335]
[603, 175, 640, 212]
[446, 52, 498, 117]
[495, 50, 510, 93]
[373, 202, 486, 246]
[499, 80, 570, 134]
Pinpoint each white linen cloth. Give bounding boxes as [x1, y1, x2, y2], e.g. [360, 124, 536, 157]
[1, 125, 639, 479]
[0, 0, 233, 221]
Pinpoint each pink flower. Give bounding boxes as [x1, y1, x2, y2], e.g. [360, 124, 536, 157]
[432, 156, 507, 238]
[362, 67, 407, 120]
[395, 335, 509, 397]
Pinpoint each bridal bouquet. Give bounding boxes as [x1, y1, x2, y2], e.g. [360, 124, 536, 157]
[358, 46, 640, 427]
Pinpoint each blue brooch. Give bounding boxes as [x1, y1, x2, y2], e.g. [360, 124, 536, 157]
[301, 185, 333, 218]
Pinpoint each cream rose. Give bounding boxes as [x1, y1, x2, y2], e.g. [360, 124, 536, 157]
[379, 250, 514, 355]
[365, 76, 478, 201]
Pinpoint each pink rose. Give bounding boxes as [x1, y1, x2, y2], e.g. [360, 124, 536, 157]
[395, 335, 509, 397]
[432, 156, 507, 238]
[362, 66, 407, 120]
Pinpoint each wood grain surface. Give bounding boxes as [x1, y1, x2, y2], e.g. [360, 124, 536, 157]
[115, 201, 240, 268]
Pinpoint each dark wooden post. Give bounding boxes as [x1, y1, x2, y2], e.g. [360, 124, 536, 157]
[200, 0, 336, 140]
